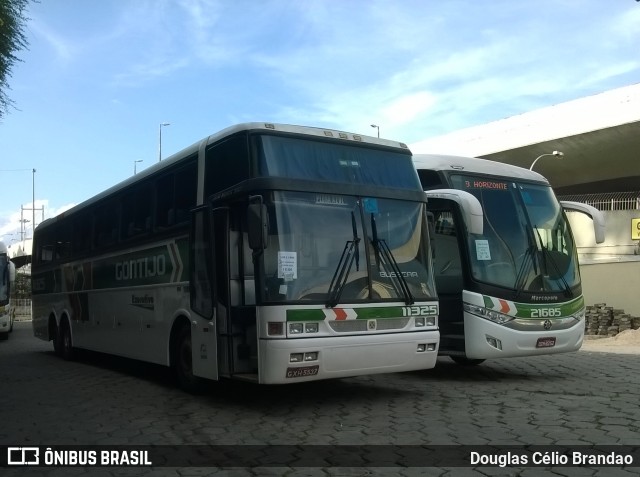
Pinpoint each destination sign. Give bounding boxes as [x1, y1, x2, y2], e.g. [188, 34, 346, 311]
[463, 179, 509, 191]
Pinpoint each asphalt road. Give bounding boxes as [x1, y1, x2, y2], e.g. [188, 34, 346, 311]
[1, 321, 638, 477]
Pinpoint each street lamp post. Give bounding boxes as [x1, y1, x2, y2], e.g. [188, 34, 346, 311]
[370, 124, 380, 138]
[134, 160, 143, 175]
[529, 150, 564, 171]
[159, 122, 170, 162]
[32, 168, 35, 238]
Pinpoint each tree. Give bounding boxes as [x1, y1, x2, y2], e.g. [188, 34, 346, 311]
[0, 0, 30, 121]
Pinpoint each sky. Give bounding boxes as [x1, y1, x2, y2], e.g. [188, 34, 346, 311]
[1, 0, 639, 245]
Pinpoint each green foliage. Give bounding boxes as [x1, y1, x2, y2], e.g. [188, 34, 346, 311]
[0, 0, 30, 120]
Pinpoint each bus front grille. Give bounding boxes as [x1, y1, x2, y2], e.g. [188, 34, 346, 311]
[329, 317, 410, 332]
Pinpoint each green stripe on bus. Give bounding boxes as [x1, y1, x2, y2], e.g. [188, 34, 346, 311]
[286, 306, 407, 322]
[353, 306, 406, 319]
[513, 296, 584, 319]
[286, 309, 326, 322]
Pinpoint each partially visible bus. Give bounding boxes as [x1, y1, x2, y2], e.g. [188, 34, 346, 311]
[32, 123, 439, 390]
[413, 154, 605, 365]
[0, 241, 16, 340]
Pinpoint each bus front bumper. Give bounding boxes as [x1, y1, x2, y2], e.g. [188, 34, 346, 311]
[463, 312, 584, 359]
[258, 330, 439, 384]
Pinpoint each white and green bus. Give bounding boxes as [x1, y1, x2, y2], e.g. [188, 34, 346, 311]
[1, 241, 16, 340]
[32, 123, 439, 390]
[413, 154, 605, 365]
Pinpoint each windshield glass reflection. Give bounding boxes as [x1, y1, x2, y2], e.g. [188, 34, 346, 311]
[450, 175, 579, 294]
[260, 191, 436, 303]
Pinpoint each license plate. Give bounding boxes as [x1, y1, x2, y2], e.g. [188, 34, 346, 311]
[286, 365, 319, 379]
[536, 337, 556, 348]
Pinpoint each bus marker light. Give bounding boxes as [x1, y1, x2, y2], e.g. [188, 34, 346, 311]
[426, 343, 436, 351]
[268, 322, 284, 336]
[415, 317, 425, 327]
[417, 344, 426, 352]
[290, 353, 304, 363]
[425, 316, 436, 326]
[305, 323, 319, 333]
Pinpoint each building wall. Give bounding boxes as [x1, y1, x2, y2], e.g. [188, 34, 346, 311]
[566, 209, 640, 315]
[567, 209, 640, 259]
[580, 260, 640, 316]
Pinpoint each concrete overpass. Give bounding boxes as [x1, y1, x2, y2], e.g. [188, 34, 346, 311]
[411, 83, 640, 195]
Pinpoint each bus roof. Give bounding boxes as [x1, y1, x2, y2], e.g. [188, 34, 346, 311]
[39, 122, 411, 230]
[413, 153, 550, 184]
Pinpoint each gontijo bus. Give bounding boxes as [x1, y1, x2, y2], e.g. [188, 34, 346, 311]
[31, 123, 439, 390]
[1, 241, 16, 340]
[413, 154, 605, 365]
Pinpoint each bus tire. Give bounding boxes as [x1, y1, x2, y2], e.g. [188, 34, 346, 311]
[51, 319, 63, 356]
[450, 356, 485, 366]
[173, 324, 206, 393]
[59, 319, 75, 361]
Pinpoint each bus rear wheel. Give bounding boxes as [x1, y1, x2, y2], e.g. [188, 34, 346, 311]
[450, 356, 485, 366]
[59, 320, 75, 361]
[52, 321, 62, 356]
[173, 324, 206, 393]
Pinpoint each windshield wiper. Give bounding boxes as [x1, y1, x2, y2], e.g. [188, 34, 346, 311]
[533, 227, 572, 297]
[326, 212, 360, 308]
[370, 214, 414, 305]
[514, 245, 535, 299]
[514, 227, 540, 298]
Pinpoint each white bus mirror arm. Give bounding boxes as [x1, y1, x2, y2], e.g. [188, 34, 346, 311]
[425, 189, 484, 235]
[560, 201, 606, 244]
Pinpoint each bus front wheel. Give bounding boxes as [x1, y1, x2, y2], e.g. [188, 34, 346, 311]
[173, 324, 206, 393]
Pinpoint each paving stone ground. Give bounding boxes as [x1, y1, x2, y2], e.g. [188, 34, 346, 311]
[1, 321, 638, 477]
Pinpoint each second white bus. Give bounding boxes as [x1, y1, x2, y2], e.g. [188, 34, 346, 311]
[414, 154, 604, 365]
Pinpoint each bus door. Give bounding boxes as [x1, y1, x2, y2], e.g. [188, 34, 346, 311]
[216, 206, 258, 378]
[189, 206, 218, 380]
[428, 199, 466, 354]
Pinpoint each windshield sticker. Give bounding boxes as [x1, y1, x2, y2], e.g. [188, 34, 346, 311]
[363, 198, 379, 214]
[278, 251, 298, 281]
[475, 240, 491, 260]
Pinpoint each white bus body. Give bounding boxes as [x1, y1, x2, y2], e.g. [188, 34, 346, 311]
[0, 241, 16, 340]
[414, 154, 604, 364]
[32, 123, 439, 389]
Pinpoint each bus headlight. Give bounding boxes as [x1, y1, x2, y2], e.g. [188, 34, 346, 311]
[305, 322, 319, 333]
[572, 308, 586, 322]
[463, 303, 515, 325]
[288, 322, 319, 335]
[289, 323, 304, 334]
[415, 316, 436, 327]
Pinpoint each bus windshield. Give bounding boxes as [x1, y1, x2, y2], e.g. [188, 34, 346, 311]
[261, 191, 436, 303]
[450, 175, 579, 294]
[257, 135, 420, 189]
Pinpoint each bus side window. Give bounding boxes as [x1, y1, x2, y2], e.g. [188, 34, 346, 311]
[94, 201, 119, 248]
[156, 158, 197, 229]
[190, 207, 214, 318]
